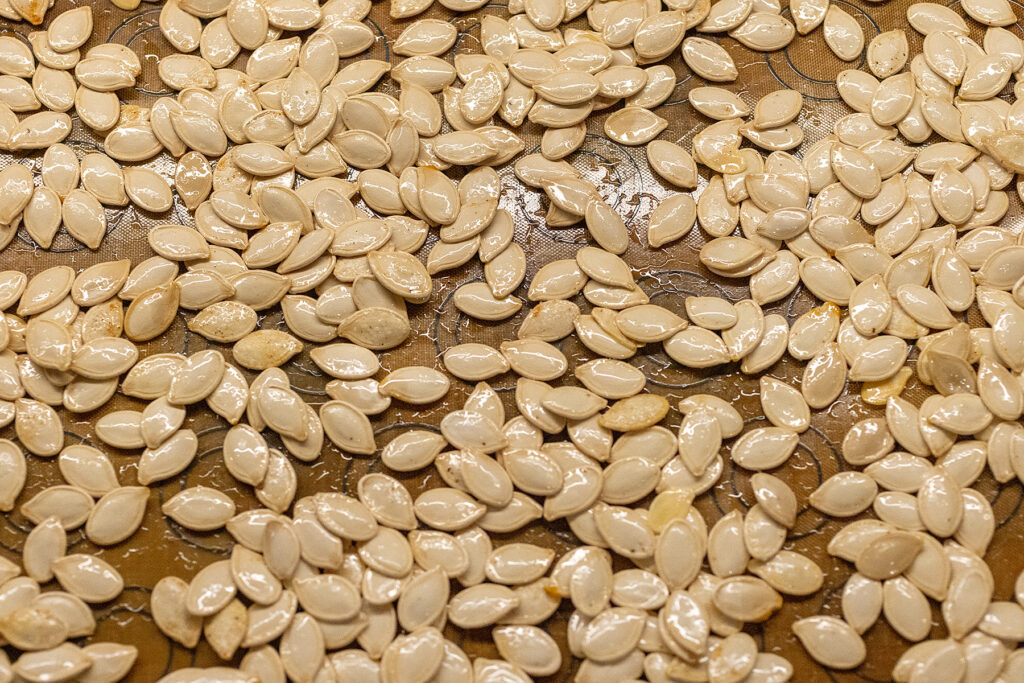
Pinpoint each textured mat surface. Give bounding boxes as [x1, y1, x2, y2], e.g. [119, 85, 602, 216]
[0, 0, 1023, 679]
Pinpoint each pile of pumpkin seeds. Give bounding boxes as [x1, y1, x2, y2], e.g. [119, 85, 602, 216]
[0, 0, 1021, 678]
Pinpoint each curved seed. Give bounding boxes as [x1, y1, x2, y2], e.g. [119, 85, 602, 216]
[792, 616, 866, 669]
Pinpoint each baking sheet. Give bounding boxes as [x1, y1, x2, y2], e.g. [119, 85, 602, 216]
[1, 0, 1023, 679]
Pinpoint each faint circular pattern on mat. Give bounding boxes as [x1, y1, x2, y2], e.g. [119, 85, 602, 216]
[630, 269, 742, 389]
[132, 311, 195, 360]
[0, 26, 29, 43]
[4, 0, 1024, 679]
[155, 425, 239, 555]
[92, 585, 175, 656]
[0, 430, 96, 551]
[449, 14, 482, 55]
[661, 53, 702, 108]
[766, 0, 881, 100]
[363, 17, 392, 62]
[286, 355, 332, 398]
[723, 421, 834, 490]
[718, 421, 843, 539]
[991, 478, 1024, 527]
[430, 275, 527, 363]
[509, 135, 646, 245]
[252, 309, 333, 397]
[107, 9, 172, 98]
[946, 0, 1024, 35]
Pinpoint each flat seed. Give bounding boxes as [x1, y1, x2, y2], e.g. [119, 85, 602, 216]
[188, 301, 258, 343]
[542, 386, 607, 421]
[123, 283, 180, 342]
[917, 471, 964, 537]
[290, 574, 360, 623]
[448, 583, 520, 629]
[138, 429, 198, 485]
[485, 544, 555, 586]
[604, 107, 667, 145]
[931, 164, 974, 224]
[498, 448, 562, 497]
[22, 517, 66, 584]
[13, 644, 91, 683]
[48, 6, 92, 52]
[123, 167, 173, 213]
[824, 5, 864, 61]
[85, 486, 148, 546]
[790, 304, 843, 362]
[792, 616, 866, 669]
[870, 73, 915, 126]
[151, 576, 202, 647]
[664, 327, 730, 368]
[614, 304, 686, 344]
[337, 307, 411, 349]
[751, 550, 824, 597]
[713, 576, 781, 623]
[927, 393, 993, 435]
[599, 455, 658, 505]
[492, 624, 560, 677]
[308, 343, 378, 380]
[443, 343, 510, 381]
[163, 485, 236, 531]
[51, 554, 122, 603]
[677, 410, 722, 478]
[310, 492, 377, 543]
[15, 399, 63, 457]
[320, 400, 375, 455]
[810, 472, 878, 517]
[575, 358, 646, 399]
[753, 90, 802, 130]
[962, 0, 1016, 25]
[848, 335, 907, 382]
[440, 410, 505, 453]
[856, 530, 923, 580]
[592, 503, 655, 560]
[56, 445, 116, 497]
[94, 411, 144, 450]
[233, 330, 302, 370]
[598, 394, 669, 432]
[682, 37, 738, 81]
[379, 366, 450, 404]
[838, 573, 884, 635]
[500, 339, 567, 381]
[868, 29, 909, 78]
[730, 427, 799, 470]
[759, 376, 810, 432]
[883, 576, 931, 642]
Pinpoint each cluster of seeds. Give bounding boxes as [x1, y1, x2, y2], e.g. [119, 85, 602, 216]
[0, 0, 58, 26]
[0, 0, 1021, 678]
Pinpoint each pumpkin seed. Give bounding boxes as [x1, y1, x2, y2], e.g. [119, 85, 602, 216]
[682, 37, 738, 81]
[443, 343, 510, 381]
[14, 644, 91, 683]
[51, 554, 123, 603]
[823, 5, 864, 61]
[86, 486, 148, 546]
[792, 616, 866, 669]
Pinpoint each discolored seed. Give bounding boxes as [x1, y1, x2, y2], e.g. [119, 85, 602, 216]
[598, 394, 669, 432]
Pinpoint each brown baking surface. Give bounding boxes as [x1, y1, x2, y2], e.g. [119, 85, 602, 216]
[1, 0, 1023, 679]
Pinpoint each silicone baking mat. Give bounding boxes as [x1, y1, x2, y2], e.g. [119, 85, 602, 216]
[0, 0, 1022, 679]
